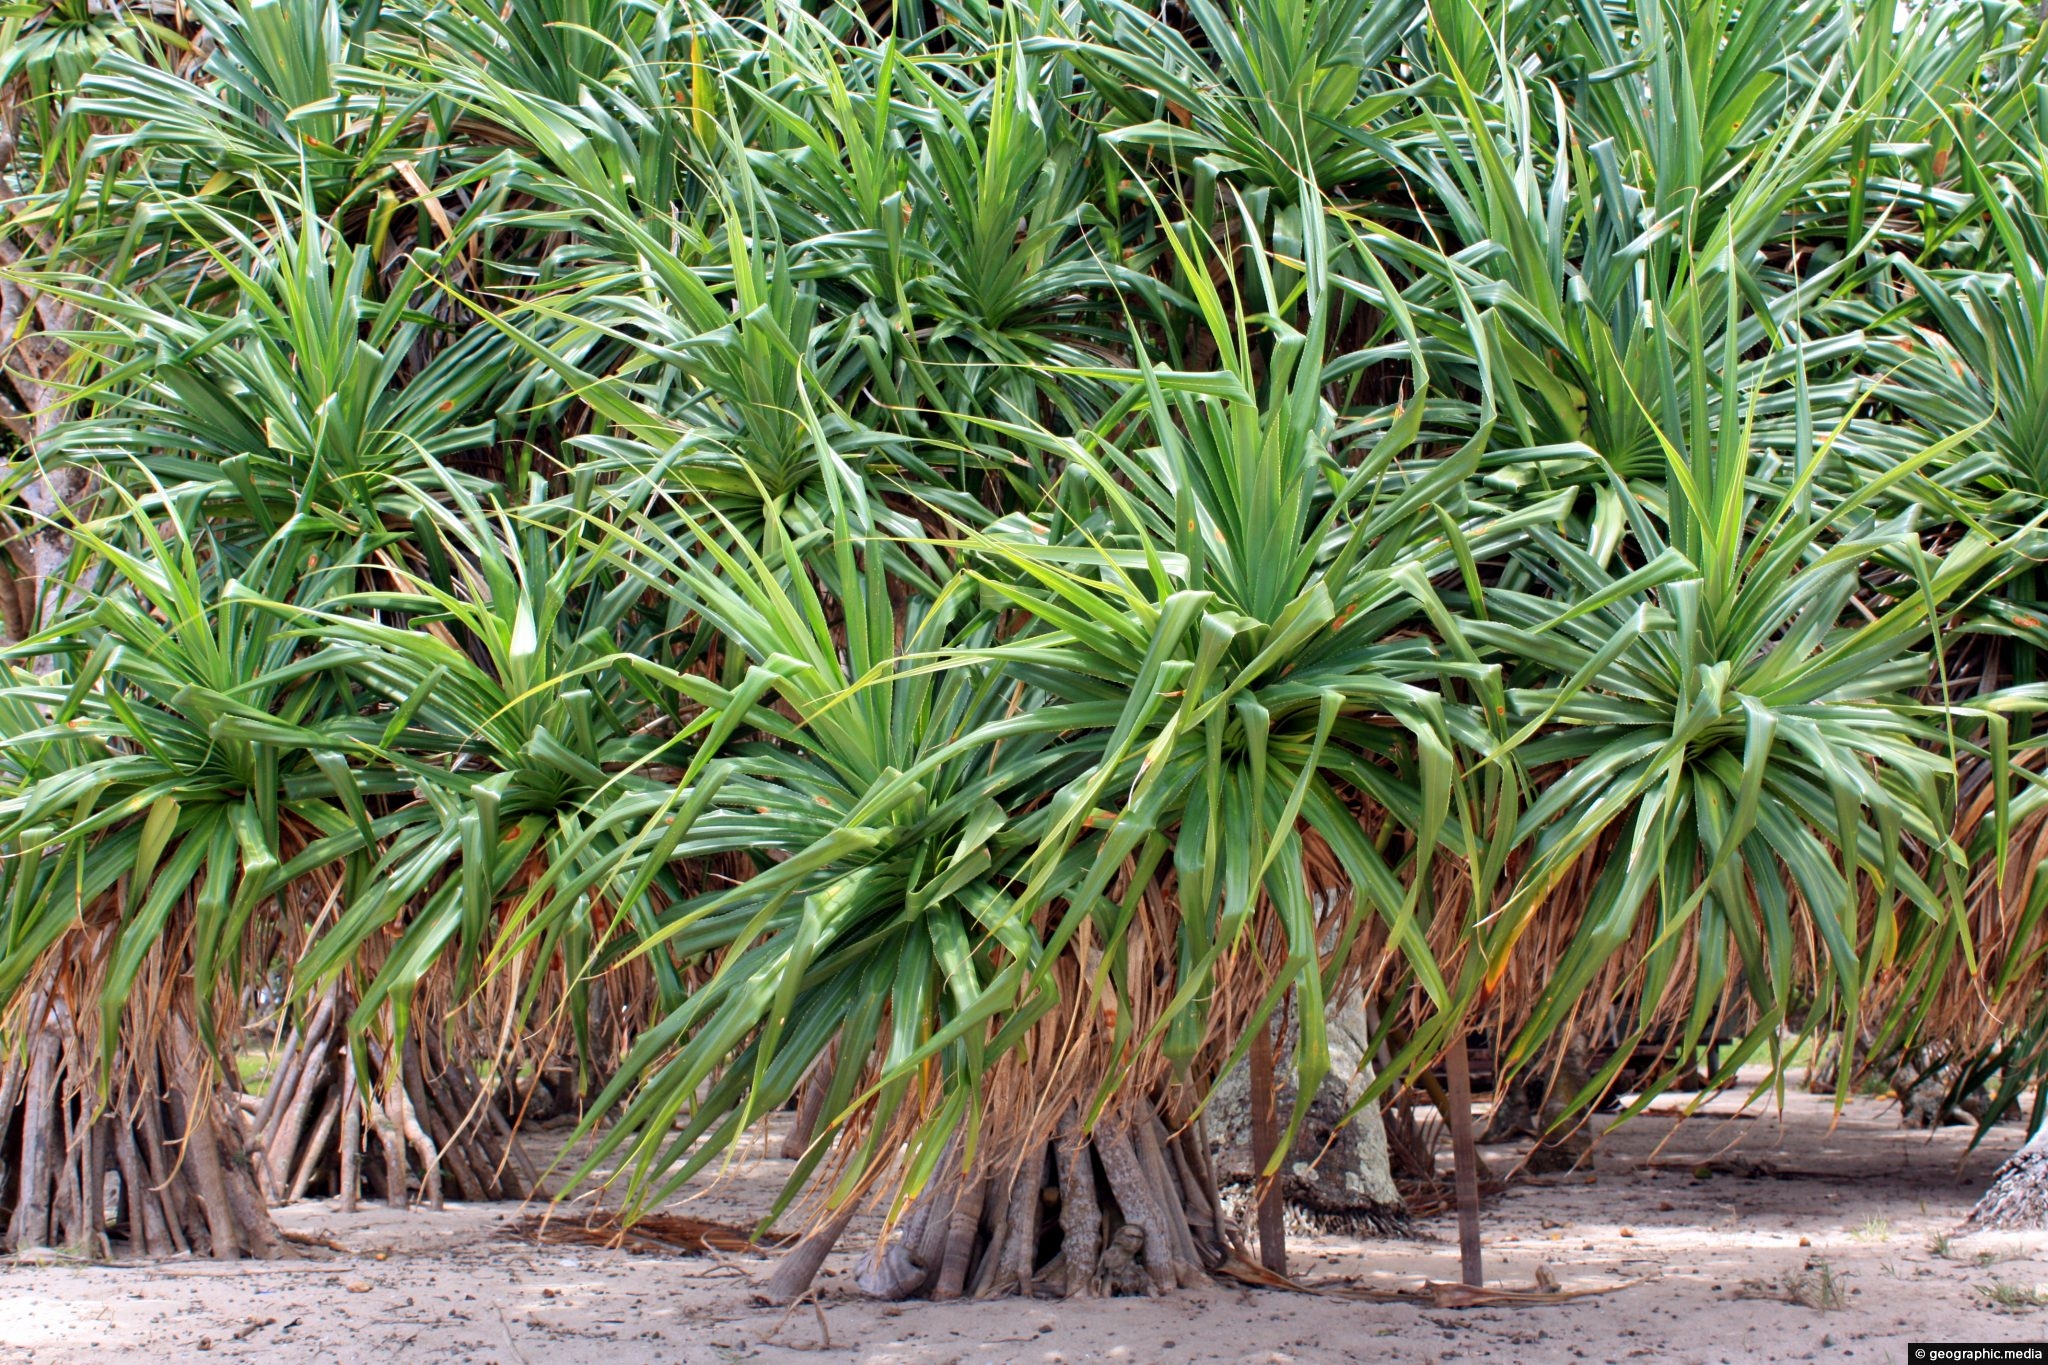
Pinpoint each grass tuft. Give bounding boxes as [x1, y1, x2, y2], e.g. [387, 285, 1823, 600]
[1976, 1280, 2048, 1311]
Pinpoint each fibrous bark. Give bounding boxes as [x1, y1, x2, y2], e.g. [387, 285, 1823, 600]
[1248, 1015, 1286, 1275]
[1965, 1126, 2048, 1231]
[1209, 995, 1409, 1236]
[1052, 1107, 1101, 1295]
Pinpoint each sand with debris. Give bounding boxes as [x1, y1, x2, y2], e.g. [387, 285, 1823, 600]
[2, 1081, 2045, 1364]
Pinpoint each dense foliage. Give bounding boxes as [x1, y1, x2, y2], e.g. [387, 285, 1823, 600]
[1, 0, 2045, 1239]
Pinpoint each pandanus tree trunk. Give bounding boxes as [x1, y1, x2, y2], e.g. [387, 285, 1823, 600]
[0, 994, 281, 1258]
[0, 209, 91, 647]
[0, 980, 545, 1262]
[252, 988, 541, 1210]
[1208, 995, 1410, 1236]
[1965, 1125, 2048, 1231]
[763, 1094, 1241, 1305]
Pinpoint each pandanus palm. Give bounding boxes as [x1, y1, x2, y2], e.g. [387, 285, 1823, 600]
[1851, 141, 2048, 658]
[40, 206, 512, 538]
[1836, 134, 2048, 1164]
[1056, 0, 1431, 195]
[9, 0, 2048, 1277]
[569, 489, 1127, 1297]
[0, 494, 378, 1254]
[574, 197, 1550, 1301]
[1452, 331, 2010, 1121]
[0, 0, 187, 186]
[261, 483, 766, 1056]
[74, 0, 411, 204]
[1385, 27, 1866, 492]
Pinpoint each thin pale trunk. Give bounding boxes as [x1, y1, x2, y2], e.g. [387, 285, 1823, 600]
[782, 1052, 832, 1160]
[266, 1039, 331, 1195]
[1445, 1034, 1483, 1288]
[1248, 1018, 1285, 1277]
[338, 1064, 362, 1213]
[135, 1066, 193, 1256]
[112, 1094, 169, 1256]
[1137, 1113, 1209, 1276]
[260, 994, 335, 1190]
[392, 1065, 442, 1210]
[374, 1074, 408, 1208]
[250, 998, 319, 1143]
[257, 1005, 530, 1210]
[288, 1089, 342, 1203]
[53, 1060, 80, 1248]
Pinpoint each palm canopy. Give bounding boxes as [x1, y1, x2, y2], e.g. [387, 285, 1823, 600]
[0, 0, 2042, 1270]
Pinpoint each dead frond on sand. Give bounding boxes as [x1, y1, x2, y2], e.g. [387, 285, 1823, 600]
[505, 1211, 772, 1256]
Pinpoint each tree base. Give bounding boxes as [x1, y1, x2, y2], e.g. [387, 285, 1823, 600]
[0, 999, 281, 1259]
[251, 989, 542, 1211]
[0, 986, 546, 1262]
[766, 1099, 1239, 1304]
[1965, 1130, 2048, 1232]
[1218, 1181, 1411, 1239]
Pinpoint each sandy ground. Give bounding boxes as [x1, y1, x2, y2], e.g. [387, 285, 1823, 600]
[2, 1080, 2046, 1365]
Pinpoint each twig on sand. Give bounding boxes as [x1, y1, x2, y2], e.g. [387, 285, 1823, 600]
[98, 1263, 343, 1278]
[2, 1246, 89, 1266]
[1215, 1252, 1658, 1308]
[494, 1303, 531, 1364]
[759, 1290, 835, 1352]
[1326, 1272, 1661, 1308]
